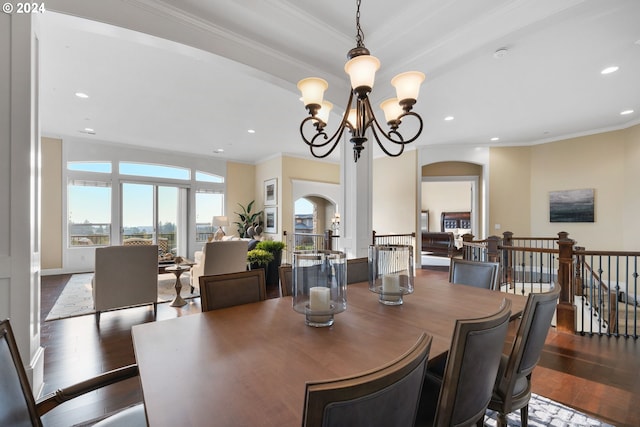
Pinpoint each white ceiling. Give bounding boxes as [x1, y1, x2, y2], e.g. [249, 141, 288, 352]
[39, 0, 640, 164]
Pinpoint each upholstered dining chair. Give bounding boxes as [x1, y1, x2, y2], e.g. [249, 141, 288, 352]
[449, 258, 500, 290]
[302, 333, 432, 427]
[199, 269, 266, 311]
[480, 285, 561, 427]
[415, 299, 512, 427]
[278, 264, 292, 297]
[0, 319, 146, 427]
[346, 257, 369, 284]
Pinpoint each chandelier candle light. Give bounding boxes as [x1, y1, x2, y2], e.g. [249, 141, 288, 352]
[297, 0, 425, 162]
[292, 250, 347, 327]
[369, 244, 414, 305]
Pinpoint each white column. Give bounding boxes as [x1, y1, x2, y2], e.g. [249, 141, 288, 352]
[0, 13, 44, 395]
[340, 136, 373, 258]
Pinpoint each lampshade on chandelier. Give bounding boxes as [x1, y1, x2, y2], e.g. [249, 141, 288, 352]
[298, 0, 425, 162]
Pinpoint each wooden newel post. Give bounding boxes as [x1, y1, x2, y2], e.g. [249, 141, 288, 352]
[486, 236, 500, 263]
[502, 231, 514, 286]
[324, 230, 333, 251]
[556, 231, 576, 334]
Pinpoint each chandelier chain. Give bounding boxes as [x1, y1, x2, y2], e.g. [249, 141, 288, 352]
[355, 0, 365, 48]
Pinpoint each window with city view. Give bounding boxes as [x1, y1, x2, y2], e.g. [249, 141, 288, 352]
[68, 179, 112, 246]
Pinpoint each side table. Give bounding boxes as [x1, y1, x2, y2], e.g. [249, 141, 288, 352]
[164, 265, 191, 307]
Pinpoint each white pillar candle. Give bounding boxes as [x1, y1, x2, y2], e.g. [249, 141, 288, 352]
[309, 286, 331, 311]
[382, 274, 401, 293]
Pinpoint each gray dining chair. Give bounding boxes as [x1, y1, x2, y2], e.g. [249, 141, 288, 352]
[449, 258, 500, 290]
[415, 299, 512, 427]
[0, 319, 146, 427]
[199, 269, 266, 311]
[479, 285, 561, 427]
[302, 333, 432, 427]
[278, 264, 293, 297]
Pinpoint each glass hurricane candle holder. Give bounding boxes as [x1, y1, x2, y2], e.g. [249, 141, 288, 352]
[292, 250, 347, 327]
[368, 244, 414, 305]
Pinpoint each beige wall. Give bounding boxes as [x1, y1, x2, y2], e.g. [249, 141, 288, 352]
[623, 125, 640, 249]
[41, 137, 63, 269]
[488, 124, 640, 250]
[281, 156, 340, 238]
[373, 151, 417, 235]
[421, 181, 471, 232]
[226, 161, 257, 237]
[530, 128, 629, 250]
[489, 146, 532, 236]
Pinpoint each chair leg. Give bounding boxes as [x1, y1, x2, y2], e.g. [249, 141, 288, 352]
[521, 405, 529, 427]
[153, 302, 158, 319]
[497, 412, 508, 427]
[190, 285, 194, 293]
[95, 311, 100, 326]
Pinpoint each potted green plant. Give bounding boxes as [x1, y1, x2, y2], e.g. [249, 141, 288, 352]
[234, 201, 263, 238]
[256, 240, 286, 286]
[246, 248, 273, 272]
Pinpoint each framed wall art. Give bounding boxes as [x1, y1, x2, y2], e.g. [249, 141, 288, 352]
[549, 188, 595, 223]
[264, 206, 277, 233]
[264, 178, 277, 206]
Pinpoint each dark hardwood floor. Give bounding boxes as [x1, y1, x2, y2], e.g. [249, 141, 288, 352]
[38, 270, 639, 427]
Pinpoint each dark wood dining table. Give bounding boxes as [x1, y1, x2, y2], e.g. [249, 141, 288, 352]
[132, 273, 527, 427]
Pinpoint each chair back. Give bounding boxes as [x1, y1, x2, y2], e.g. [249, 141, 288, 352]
[418, 299, 512, 427]
[0, 319, 41, 427]
[449, 258, 500, 290]
[303, 333, 432, 427]
[203, 241, 249, 276]
[278, 264, 292, 297]
[93, 245, 159, 313]
[496, 286, 561, 402]
[199, 269, 266, 311]
[346, 257, 369, 284]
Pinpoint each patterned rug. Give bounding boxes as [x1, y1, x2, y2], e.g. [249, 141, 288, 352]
[484, 393, 614, 426]
[45, 272, 199, 321]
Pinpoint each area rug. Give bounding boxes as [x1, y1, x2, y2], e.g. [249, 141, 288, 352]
[45, 272, 199, 321]
[484, 392, 614, 426]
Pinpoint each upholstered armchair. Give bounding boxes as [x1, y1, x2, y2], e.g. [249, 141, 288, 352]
[190, 240, 249, 292]
[93, 245, 159, 325]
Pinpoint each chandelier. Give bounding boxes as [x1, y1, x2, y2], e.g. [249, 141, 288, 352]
[297, 0, 425, 162]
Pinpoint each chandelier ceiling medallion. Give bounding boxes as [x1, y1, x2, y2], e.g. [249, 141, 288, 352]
[297, 0, 425, 162]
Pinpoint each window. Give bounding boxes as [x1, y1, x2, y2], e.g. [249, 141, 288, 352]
[68, 180, 111, 246]
[119, 162, 190, 180]
[196, 190, 224, 241]
[196, 170, 224, 183]
[67, 161, 112, 173]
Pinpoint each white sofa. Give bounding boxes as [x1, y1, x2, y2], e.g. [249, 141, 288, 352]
[190, 240, 249, 292]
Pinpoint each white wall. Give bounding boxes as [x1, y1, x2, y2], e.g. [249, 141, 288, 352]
[0, 13, 45, 394]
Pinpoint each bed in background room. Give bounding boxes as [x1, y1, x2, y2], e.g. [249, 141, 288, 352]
[421, 211, 471, 257]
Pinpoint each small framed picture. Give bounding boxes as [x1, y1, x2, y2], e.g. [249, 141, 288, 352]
[264, 207, 277, 233]
[264, 178, 277, 206]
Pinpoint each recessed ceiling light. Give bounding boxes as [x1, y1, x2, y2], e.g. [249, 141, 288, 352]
[444, 116, 454, 121]
[490, 137, 500, 141]
[601, 66, 619, 75]
[620, 109, 634, 115]
[213, 148, 225, 154]
[79, 128, 95, 135]
[247, 129, 256, 134]
[75, 92, 89, 99]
